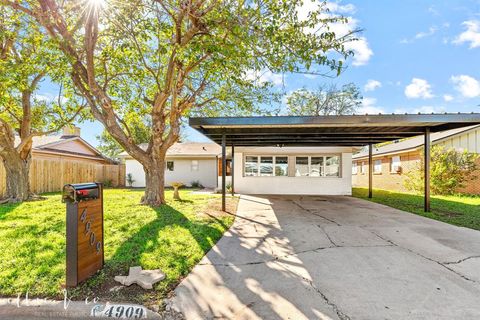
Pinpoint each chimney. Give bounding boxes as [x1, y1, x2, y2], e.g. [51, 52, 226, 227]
[62, 125, 81, 137]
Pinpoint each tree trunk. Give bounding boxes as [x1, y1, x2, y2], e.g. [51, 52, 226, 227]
[2, 153, 31, 202]
[142, 159, 166, 206]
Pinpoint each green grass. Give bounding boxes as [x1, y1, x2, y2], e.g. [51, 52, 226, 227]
[353, 187, 480, 230]
[0, 189, 235, 304]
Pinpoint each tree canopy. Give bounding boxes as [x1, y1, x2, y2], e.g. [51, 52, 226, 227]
[2, 0, 361, 205]
[286, 83, 362, 116]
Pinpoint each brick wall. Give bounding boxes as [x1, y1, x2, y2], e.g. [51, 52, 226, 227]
[352, 150, 480, 195]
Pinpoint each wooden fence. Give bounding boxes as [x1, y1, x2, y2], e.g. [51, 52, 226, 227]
[0, 159, 125, 197]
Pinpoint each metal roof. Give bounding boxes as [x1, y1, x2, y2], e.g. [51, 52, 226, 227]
[189, 114, 480, 147]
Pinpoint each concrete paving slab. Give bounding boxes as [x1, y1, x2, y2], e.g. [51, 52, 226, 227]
[171, 195, 480, 320]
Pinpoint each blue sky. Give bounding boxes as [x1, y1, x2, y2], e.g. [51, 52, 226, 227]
[38, 0, 480, 146]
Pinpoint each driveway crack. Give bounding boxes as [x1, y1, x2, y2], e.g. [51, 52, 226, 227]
[292, 201, 341, 226]
[443, 255, 480, 265]
[367, 229, 479, 284]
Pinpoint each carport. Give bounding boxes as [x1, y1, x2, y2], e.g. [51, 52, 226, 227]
[190, 113, 480, 212]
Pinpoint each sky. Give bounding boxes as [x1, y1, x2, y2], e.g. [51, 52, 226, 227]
[38, 0, 480, 146]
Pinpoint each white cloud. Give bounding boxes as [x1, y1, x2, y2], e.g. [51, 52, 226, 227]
[297, 2, 373, 67]
[245, 69, 284, 86]
[358, 97, 385, 114]
[450, 75, 480, 98]
[364, 79, 382, 92]
[404, 78, 434, 99]
[443, 94, 454, 102]
[453, 20, 480, 48]
[325, 2, 356, 14]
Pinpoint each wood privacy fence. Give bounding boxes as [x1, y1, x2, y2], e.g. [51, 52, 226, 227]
[0, 159, 125, 197]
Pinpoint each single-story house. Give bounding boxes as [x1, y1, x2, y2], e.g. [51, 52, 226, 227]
[120, 142, 353, 193]
[18, 126, 113, 165]
[352, 124, 480, 194]
[119, 142, 225, 188]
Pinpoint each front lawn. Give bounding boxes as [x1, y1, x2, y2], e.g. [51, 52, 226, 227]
[0, 188, 236, 305]
[353, 187, 480, 230]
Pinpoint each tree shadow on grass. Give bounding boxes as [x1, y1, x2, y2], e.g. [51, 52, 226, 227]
[0, 202, 22, 220]
[76, 203, 228, 303]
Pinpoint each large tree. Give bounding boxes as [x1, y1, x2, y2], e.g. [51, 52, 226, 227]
[4, 0, 359, 206]
[286, 83, 362, 116]
[0, 8, 83, 202]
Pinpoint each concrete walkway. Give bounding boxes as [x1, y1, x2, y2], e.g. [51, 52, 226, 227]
[170, 195, 480, 320]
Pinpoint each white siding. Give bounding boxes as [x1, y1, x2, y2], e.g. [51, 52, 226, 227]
[436, 127, 480, 153]
[232, 147, 353, 195]
[125, 157, 217, 188]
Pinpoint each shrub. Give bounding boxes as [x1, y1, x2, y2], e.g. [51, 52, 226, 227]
[404, 146, 479, 195]
[190, 180, 203, 188]
[103, 179, 113, 188]
[126, 173, 135, 187]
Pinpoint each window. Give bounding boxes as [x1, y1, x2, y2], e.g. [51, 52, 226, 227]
[166, 161, 174, 171]
[325, 156, 340, 176]
[295, 157, 309, 176]
[295, 155, 341, 177]
[275, 157, 288, 176]
[310, 157, 324, 177]
[352, 162, 358, 175]
[391, 156, 401, 172]
[191, 160, 199, 171]
[245, 156, 289, 176]
[374, 159, 382, 173]
[245, 156, 258, 176]
[260, 157, 274, 176]
[361, 161, 366, 174]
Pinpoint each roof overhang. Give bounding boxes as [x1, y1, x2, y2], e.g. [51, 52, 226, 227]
[189, 114, 480, 147]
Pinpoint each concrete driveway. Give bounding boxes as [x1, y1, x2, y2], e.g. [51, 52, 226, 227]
[170, 195, 480, 320]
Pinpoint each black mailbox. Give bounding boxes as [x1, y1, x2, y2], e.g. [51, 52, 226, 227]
[63, 183, 100, 203]
[63, 182, 104, 287]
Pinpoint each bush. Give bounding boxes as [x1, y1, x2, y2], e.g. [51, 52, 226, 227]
[103, 179, 113, 188]
[190, 180, 203, 188]
[404, 145, 479, 195]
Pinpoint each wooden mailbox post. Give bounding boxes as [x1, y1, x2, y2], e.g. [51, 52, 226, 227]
[63, 183, 104, 287]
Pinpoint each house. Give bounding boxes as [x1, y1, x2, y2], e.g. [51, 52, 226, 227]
[19, 126, 113, 165]
[352, 125, 480, 194]
[120, 142, 223, 188]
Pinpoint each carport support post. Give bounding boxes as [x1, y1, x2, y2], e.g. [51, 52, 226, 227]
[368, 143, 373, 198]
[222, 134, 226, 211]
[424, 127, 431, 212]
[231, 145, 235, 196]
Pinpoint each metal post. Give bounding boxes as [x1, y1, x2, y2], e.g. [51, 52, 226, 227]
[424, 127, 431, 212]
[231, 145, 235, 196]
[222, 134, 226, 211]
[368, 143, 373, 198]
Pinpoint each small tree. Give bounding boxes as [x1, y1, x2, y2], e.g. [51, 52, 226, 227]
[404, 146, 479, 195]
[126, 173, 135, 188]
[286, 83, 362, 116]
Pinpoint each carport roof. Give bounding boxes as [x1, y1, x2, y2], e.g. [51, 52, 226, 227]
[189, 113, 480, 147]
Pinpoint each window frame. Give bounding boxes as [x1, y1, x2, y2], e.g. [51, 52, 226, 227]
[243, 155, 289, 177]
[373, 159, 382, 174]
[352, 162, 358, 175]
[294, 155, 342, 178]
[166, 161, 174, 172]
[390, 156, 401, 173]
[191, 160, 199, 172]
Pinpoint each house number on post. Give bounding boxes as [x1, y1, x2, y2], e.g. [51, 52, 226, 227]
[80, 208, 102, 254]
[63, 183, 104, 287]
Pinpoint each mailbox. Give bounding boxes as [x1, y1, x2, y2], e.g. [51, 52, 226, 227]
[63, 183, 104, 287]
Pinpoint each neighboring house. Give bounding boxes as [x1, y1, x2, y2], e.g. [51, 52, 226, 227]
[120, 142, 222, 188]
[0, 126, 121, 197]
[352, 125, 480, 194]
[18, 126, 113, 164]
